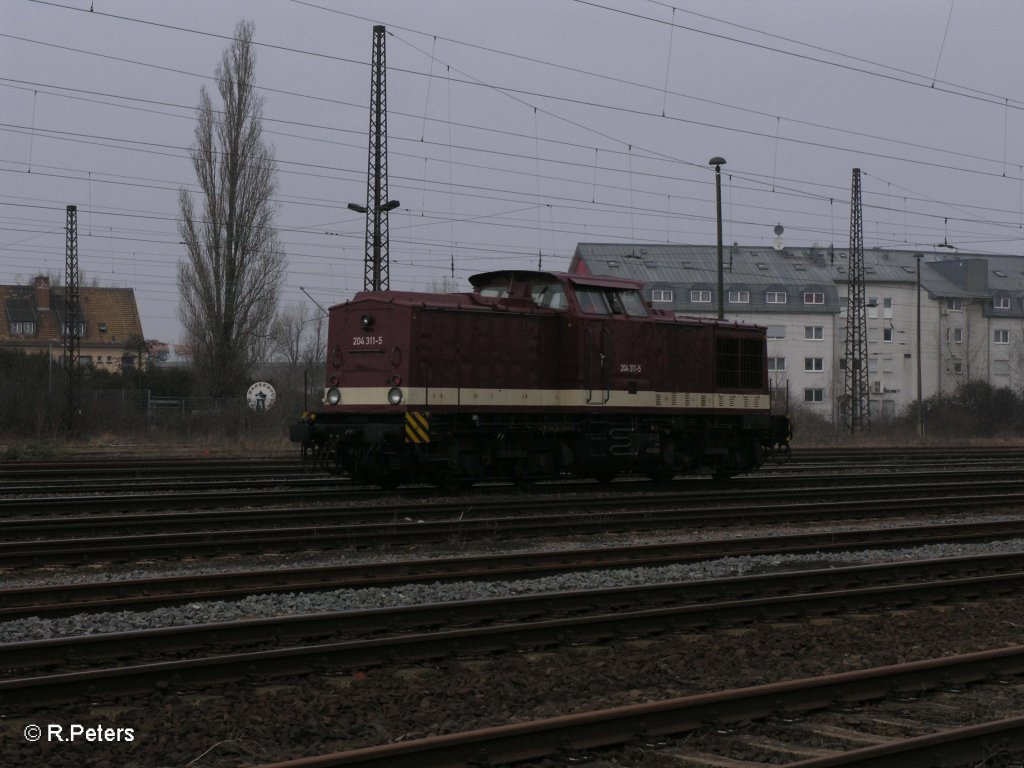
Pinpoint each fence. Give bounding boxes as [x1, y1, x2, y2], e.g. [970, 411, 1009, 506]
[81, 389, 247, 421]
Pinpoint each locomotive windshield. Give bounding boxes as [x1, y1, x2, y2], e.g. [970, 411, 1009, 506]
[576, 286, 648, 317]
[530, 279, 567, 309]
[474, 274, 568, 310]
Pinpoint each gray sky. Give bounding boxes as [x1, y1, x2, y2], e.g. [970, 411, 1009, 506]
[3, 0, 1024, 341]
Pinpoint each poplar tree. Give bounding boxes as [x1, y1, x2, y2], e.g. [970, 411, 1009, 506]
[178, 20, 285, 396]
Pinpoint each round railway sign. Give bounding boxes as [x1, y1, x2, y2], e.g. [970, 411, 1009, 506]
[246, 381, 277, 412]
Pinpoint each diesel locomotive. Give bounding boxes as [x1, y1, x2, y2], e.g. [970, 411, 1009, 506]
[290, 269, 791, 486]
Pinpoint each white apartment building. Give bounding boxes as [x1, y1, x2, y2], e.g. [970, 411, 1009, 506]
[570, 243, 1024, 423]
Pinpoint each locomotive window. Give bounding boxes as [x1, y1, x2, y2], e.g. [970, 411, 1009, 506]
[531, 281, 568, 310]
[716, 337, 765, 389]
[576, 286, 612, 315]
[618, 290, 648, 317]
[478, 284, 510, 298]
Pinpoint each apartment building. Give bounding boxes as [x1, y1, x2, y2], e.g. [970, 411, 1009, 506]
[570, 243, 1023, 422]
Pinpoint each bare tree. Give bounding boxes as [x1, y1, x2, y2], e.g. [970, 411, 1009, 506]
[272, 304, 309, 368]
[178, 20, 285, 396]
[271, 304, 326, 404]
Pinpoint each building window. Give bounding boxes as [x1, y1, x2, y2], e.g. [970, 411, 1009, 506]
[651, 289, 673, 303]
[882, 356, 894, 373]
[766, 325, 786, 339]
[867, 296, 879, 319]
[690, 290, 711, 303]
[947, 298, 962, 311]
[765, 291, 787, 304]
[99, 323, 108, 333]
[995, 297, 1011, 309]
[883, 297, 893, 318]
[883, 327, 893, 342]
[995, 329, 1009, 344]
[803, 291, 825, 305]
[950, 328, 963, 343]
[728, 290, 749, 304]
[953, 360, 963, 374]
[804, 357, 824, 372]
[9, 320, 35, 335]
[804, 326, 824, 340]
[994, 360, 1010, 376]
[804, 388, 824, 403]
[767, 356, 786, 371]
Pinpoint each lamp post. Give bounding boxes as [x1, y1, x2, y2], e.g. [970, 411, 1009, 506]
[709, 157, 726, 319]
[914, 252, 924, 440]
[348, 199, 400, 291]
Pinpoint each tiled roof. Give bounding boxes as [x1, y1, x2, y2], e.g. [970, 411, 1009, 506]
[0, 279, 144, 351]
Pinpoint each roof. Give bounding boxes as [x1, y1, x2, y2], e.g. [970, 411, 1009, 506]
[571, 243, 1024, 309]
[0, 279, 144, 351]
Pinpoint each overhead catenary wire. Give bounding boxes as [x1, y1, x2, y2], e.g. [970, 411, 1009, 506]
[8, 0, 1024, 339]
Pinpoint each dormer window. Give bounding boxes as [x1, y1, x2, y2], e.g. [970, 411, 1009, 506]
[10, 320, 35, 335]
[99, 322, 109, 333]
[994, 297, 1011, 310]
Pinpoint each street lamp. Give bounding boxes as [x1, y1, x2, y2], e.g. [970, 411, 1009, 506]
[348, 200, 400, 291]
[709, 157, 726, 320]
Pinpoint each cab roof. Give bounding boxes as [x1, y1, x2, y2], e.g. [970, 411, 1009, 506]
[469, 269, 643, 291]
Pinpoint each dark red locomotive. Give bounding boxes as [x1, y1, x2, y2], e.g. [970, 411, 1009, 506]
[290, 270, 790, 486]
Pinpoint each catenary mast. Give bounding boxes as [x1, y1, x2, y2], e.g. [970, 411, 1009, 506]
[843, 168, 871, 433]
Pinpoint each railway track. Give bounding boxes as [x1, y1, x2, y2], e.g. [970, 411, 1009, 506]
[4, 551, 1024, 708]
[6, 526, 1024, 620]
[2, 445, 1023, 498]
[5, 469, 1024, 529]
[6, 446, 1024, 767]
[6, 485, 1024, 568]
[248, 648, 1024, 767]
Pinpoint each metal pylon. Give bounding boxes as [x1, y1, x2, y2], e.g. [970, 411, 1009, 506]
[64, 204, 81, 433]
[843, 168, 870, 433]
[362, 25, 390, 291]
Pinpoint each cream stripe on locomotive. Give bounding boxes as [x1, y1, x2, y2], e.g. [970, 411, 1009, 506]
[325, 387, 769, 411]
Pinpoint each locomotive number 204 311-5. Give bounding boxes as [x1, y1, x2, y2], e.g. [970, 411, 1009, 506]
[351, 335, 384, 347]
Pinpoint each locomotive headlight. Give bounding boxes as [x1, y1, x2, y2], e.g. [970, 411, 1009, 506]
[360, 313, 374, 329]
[387, 386, 403, 405]
[325, 387, 342, 405]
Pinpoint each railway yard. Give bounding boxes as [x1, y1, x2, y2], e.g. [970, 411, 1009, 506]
[4, 447, 1024, 767]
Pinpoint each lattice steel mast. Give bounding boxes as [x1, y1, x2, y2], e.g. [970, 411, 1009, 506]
[64, 204, 81, 433]
[359, 25, 395, 292]
[843, 168, 870, 433]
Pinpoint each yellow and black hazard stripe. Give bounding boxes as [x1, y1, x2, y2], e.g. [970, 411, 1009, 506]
[404, 411, 430, 443]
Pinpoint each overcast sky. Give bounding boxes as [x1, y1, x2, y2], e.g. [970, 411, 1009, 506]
[4, 0, 1024, 341]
